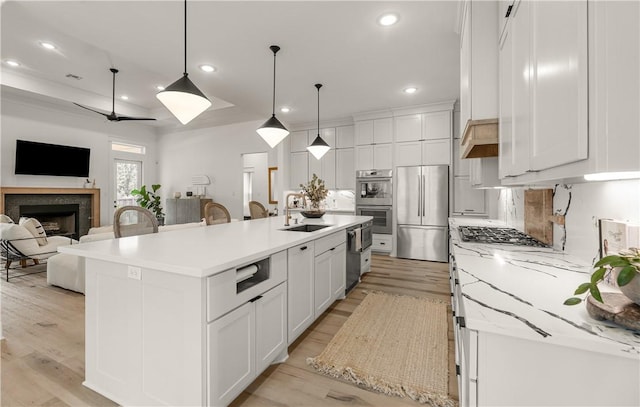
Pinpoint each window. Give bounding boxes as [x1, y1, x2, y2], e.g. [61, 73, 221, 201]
[111, 141, 145, 155]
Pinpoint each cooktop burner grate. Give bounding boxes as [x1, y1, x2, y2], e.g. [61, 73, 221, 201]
[458, 226, 549, 247]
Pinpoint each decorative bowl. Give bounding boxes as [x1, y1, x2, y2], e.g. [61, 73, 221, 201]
[301, 210, 325, 218]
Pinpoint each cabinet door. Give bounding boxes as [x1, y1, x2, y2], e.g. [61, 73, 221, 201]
[336, 149, 355, 190]
[355, 120, 374, 145]
[355, 145, 373, 170]
[395, 141, 422, 167]
[499, 22, 514, 178]
[530, 1, 588, 171]
[255, 282, 287, 374]
[453, 176, 486, 215]
[290, 152, 308, 189]
[308, 151, 321, 181]
[290, 131, 310, 152]
[208, 302, 255, 406]
[322, 149, 336, 190]
[423, 111, 452, 140]
[373, 118, 393, 143]
[460, 0, 471, 130]
[373, 143, 393, 169]
[422, 139, 451, 165]
[314, 250, 333, 318]
[330, 243, 346, 299]
[336, 125, 355, 149]
[510, 0, 531, 176]
[287, 242, 314, 344]
[395, 114, 422, 142]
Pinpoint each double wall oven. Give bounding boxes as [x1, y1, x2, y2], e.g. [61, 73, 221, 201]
[355, 170, 392, 235]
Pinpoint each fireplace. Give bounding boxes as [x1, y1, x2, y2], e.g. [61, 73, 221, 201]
[19, 204, 80, 239]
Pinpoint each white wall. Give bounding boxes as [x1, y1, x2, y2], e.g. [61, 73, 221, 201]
[157, 120, 277, 220]
[497, 179, 640, 264]
[1, 89, 159, 225]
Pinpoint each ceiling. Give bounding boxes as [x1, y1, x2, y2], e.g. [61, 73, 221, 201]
[1, 1, 461, 131]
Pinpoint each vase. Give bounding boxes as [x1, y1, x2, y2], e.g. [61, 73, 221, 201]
[301, 210, 325, 218]
[611, 268, 640, 305]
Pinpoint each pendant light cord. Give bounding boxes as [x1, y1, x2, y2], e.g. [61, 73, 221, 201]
[316, 83, 322, 136]
[184, 0, 188, 75]
[272, 51, 277, 116]
[112, 70, 116, 113]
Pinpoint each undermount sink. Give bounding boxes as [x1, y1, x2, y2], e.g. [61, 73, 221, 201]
[281, 224, 332, 232]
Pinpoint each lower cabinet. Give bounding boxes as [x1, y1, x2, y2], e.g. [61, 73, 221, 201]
[208, 282, 287, 406]
[287, 241, 315, 344]
[372, 233, 392, 252]
[314, 242, 346, 318]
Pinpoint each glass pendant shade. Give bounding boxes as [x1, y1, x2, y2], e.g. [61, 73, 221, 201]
[307, 134, 330, 159]
[256, 114, 289, 148]
[156, 74, 211, 125]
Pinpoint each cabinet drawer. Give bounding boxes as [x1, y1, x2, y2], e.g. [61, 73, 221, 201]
[372, 234, 392, 252]
[315, 231, 346, 255]
[207, 251, 287, 322]
[360, 247, 371, 274]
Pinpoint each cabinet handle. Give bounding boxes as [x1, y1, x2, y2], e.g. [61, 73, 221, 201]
[300, 246, 308, 251]
[380, 242, 386, 245]
[456, 364, 461, 376]
[249, 295, 263, 303]
[330, 247, 336, 251]
[365, 258, 369, 262]
[505, 4, 512, 18]
[464, 209, 475, 212]
[456, 316, 466, 327]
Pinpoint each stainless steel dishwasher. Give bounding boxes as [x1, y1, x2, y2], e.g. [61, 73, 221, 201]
[346, 220, 373, 294]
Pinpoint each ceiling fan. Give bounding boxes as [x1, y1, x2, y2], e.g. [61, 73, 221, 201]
[74, 68, 156, 122]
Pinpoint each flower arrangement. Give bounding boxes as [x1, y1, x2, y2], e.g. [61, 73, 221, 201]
[564, 248, 640, 305]
[300, 174, 328, 211]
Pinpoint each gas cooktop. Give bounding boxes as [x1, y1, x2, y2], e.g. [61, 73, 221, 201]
[458, 226, 549, 248]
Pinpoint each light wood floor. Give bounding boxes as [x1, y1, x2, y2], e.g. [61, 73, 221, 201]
[1, 255, 456, 406]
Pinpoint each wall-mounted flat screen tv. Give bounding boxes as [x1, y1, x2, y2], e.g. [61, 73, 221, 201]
[15, 140, 90, 177]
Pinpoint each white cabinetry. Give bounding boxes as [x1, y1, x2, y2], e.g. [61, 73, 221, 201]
[453, 177, 486, 215]
[394, 110, 452, 167]
[372, 233, 392, 253]
[469, 157, 500, 188]
[355, 118, 393, 170]
[287, 242, 314, 344]
[290, 151, 308, 189]
[335, 148, 355, 190]
[254, 282, 288, 373]
[309, 149, 335, 189]
[335, 125, 355, 148]
[290, 131, 310, 152]
[314, 232, 346, 317]
[356, 118, 393, 145]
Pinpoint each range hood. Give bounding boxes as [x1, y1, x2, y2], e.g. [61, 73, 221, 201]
[460, 118, 499, 159]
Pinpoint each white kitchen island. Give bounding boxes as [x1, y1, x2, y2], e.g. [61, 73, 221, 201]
[59, 215, 371, 407]
[449, 218, 640, 407]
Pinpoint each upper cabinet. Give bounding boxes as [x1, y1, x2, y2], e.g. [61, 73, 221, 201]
[459, 0, 499, 159]
[498, 0, 639, 184]
[355, 118, 393, 145]
[335, 126, 355, 149]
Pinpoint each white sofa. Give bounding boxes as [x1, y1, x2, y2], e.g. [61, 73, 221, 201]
[47, 221, 205, 293]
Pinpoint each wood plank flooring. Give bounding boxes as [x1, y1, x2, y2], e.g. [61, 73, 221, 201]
[1, 255, 456, 406]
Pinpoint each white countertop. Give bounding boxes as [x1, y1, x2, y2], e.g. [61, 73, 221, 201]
[450, 217, 640, 359]
[60, 215, 370, 278]
[287, 207, 355, 213]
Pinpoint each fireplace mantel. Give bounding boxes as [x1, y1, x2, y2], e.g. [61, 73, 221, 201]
[0, 187, 100, 227]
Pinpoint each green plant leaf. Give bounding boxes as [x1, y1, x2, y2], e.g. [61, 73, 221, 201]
[590, 267, 606, 284]
[595, 255, 625, 268]
[151, 184, 161, 193]
[589, 284, 603, 303]
[609, 259, 631, 267]
[574, 282, 591, 295]
[564, 297, 582, 306]
[617, 266, 638, 286]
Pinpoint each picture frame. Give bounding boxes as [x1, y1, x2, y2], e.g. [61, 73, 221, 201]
[268, 167, 278, 204]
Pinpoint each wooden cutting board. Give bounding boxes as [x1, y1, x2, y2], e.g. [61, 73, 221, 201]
[524, 189, 554, 245]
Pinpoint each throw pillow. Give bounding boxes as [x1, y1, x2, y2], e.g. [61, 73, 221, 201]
[0, 214, 14, 223]
[19, 217, 48, 246]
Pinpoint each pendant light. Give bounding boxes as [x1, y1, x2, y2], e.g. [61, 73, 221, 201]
[256, 45, 289, 148]
[307, 83, 330, 160]
[156, 0, 211, 125]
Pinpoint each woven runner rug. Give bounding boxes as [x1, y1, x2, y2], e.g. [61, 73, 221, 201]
[307, 291, 455, 407]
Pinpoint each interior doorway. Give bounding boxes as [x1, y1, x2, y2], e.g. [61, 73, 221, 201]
[241, 152, 268, 219]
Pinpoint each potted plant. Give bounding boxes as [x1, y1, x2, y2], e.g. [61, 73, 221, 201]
[299, 174, 328, 218]
[565, 248, 640, 306]
[131, 184, 165, 225]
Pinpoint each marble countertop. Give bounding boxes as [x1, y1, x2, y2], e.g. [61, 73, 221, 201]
[60, 215, 370, 278]
[450, 217, 640, 359]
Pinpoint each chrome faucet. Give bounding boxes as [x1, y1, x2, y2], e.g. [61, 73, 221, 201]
[284, 193, 305, 226]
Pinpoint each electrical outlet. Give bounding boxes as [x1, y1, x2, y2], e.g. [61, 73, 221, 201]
[127, 266, 142, 280]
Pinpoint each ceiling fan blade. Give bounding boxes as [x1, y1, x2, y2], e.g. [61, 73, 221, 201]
[116, 116, 157, 121]
[73, 102, 111, 118]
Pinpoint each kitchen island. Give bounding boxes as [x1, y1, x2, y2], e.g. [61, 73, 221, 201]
[449, 218, 640, 407]
[60, 214, 371, 407]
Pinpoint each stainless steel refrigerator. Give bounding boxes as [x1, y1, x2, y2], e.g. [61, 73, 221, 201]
[396, 165, 449, 262]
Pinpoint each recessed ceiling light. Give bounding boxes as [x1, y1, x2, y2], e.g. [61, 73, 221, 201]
[280, 107, 291, 113]
[378, 13, 399, 26]
[40, 41, 56, 50]
[120, 95, 129, 100]
[199, 64, 216, 73]
[6, 60, 20, 67]
[404, 87, 418, 94]
[156, 85, 165, 91]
